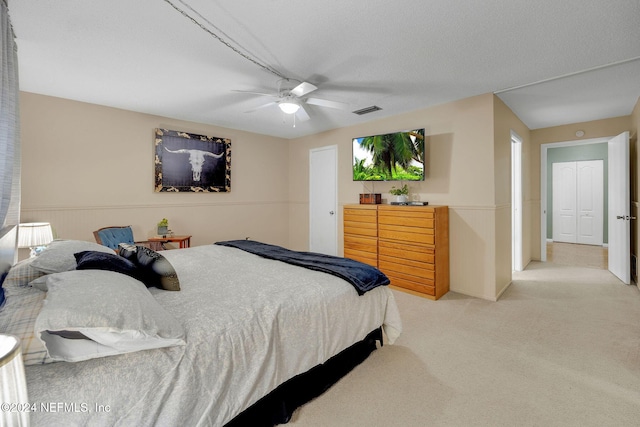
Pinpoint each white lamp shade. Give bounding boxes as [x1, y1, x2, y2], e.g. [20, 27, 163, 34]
[278, 100, 300, 114]
[17, 223, 53, 248]
[0, 335, 29, 426]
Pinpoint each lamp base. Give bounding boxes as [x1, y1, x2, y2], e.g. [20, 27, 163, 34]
[29, 246, 47, 258]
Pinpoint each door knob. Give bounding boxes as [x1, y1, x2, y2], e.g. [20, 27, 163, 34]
[329, 211, 335, 215]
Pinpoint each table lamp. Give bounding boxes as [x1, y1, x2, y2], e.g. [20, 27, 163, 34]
[18, 222, 53, 258]
[0, 334, 29, 426]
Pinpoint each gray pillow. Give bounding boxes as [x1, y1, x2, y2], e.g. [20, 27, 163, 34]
[30, 240, 114, 274]
[35, 270, 186, 362]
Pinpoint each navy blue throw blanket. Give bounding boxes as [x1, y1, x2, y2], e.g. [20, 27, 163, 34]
[215, 240, 389, 295]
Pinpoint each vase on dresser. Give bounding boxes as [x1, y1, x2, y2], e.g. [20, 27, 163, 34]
[394, 195, 408, 203]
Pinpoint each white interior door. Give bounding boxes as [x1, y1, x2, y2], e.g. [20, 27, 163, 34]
[552, 162, 577, 243]
[309, 145, 338, 255]
[576, 160, 603, 245]
[608, 131, 631, 284]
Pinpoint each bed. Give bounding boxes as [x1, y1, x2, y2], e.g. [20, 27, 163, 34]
[0, 227, 402, 426]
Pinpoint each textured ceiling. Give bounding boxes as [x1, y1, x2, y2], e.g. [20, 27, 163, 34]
[8, 0, 640, 139]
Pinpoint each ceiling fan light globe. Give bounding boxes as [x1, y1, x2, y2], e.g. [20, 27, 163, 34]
[279, 101, 300, 114]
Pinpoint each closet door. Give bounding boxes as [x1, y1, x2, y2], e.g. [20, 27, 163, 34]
[552, 162, 577, 243]
[552, 160, 604, 245]
[576, 160, 603, 245]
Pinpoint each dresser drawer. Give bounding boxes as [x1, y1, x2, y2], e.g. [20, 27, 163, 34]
[344, 249, 378, 267]
[378, 240, 434, 263]
[378, 258, 435, 281]
[344, 220, 377, 237]
[344, 208, 377, 222]
[379, 206, 434, 220]
[378, 211, 434, 228]
[345, 234, 377, 253]
[379, 223, 434, 245]
[387, 274, 435, 296]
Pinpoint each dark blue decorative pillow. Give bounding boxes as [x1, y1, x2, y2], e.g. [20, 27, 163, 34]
[0, 272, 6, 307]
[74, 251, 141, 281]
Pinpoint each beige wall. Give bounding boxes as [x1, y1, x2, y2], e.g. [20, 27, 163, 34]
[19, 92, 291, 249]
[529, 115, 632, 260]
[493, 96, 531, 296]
[289, 93, 513, 300]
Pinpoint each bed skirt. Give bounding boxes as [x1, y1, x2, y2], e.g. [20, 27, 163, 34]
[225, 327, 383, 427]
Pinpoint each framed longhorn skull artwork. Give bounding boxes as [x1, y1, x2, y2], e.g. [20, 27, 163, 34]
[154, 128, 231, 192]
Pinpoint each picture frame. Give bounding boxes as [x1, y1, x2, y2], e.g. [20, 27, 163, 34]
[154, 128, 231, 193]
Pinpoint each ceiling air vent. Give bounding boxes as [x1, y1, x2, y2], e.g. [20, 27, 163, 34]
[352, 105, 382, 115]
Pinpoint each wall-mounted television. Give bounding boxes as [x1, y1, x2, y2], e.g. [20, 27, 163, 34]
[352, 128, 425, 181]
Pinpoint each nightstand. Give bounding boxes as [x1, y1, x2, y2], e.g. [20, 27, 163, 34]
[148, 235, 192, 251]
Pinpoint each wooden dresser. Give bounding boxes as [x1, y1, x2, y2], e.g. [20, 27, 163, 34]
[343, 204, 449, 300]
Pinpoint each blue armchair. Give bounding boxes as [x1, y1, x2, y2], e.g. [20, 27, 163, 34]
[93, 226, 150, 251]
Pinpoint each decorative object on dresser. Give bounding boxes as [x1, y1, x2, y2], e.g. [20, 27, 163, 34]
[389, 184, 409, 203]
[154, 128, 231, 193]
[18, 222, 54, 257]
[359, 193, 382, 204]
[344, 204, 449, 300]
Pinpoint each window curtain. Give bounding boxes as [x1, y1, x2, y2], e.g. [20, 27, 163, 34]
[0, 0, 21, 230]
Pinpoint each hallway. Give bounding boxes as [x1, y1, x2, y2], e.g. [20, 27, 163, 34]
[546, 242, 608, 270]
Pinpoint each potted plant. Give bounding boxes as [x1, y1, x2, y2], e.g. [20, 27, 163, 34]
[157, 218, 169, 236]
[389, 184, 409, 203]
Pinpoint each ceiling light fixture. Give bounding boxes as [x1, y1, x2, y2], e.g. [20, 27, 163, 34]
[279, 100, 300, 114]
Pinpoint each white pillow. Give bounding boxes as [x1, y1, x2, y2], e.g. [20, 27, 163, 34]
[35, 270, 185, 362]
[30, 240, 115, 274]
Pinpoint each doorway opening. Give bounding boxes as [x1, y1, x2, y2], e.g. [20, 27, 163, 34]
[511, 131, 523, 272]
[541, 132, 630, 282]
[541, 138, 610, 263]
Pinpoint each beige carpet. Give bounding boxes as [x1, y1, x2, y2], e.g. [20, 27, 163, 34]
[546, 242, 608, 270]
[289, 262, 640, 427]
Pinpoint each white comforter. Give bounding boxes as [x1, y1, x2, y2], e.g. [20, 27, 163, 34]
[25, 244, 402, 426]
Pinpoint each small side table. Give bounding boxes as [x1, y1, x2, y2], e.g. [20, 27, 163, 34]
[148, 235, 192, 251]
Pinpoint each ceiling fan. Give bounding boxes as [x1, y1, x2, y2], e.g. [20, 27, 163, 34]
[233, 78, 349, 122]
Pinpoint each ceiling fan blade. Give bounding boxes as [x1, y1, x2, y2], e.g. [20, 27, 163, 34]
[232, 89, 276, 97]
[295, 104, 311, 121]
[244, 101, 276, 113]
[306, 97, 349, 110]
[290, 82, 317, 97]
